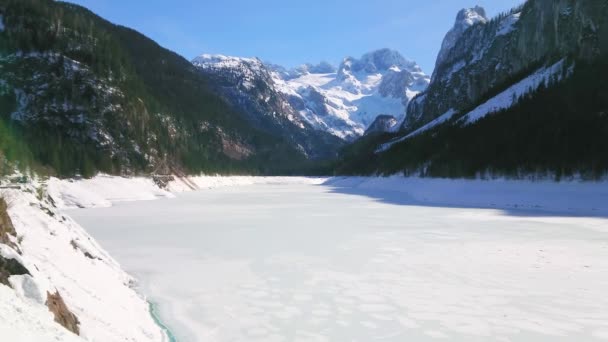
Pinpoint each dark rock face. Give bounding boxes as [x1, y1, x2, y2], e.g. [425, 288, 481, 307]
[364, 115, 398, 135]
[46, 291, 81, 335]
[0, 255, 30, 287]
[404, 0, 608, 131]
[0, 198, 17, 250]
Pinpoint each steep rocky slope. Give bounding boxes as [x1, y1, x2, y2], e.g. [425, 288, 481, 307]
[404, 0, 608, 131]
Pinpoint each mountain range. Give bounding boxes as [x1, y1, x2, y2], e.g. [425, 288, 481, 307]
[193, 48, 430, 140]
[1, 0, 607, 180]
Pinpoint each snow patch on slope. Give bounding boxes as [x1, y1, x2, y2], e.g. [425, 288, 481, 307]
[496, 12, 521, 36]
[461, 59, 567, 124]
[376, 109, 457, 153]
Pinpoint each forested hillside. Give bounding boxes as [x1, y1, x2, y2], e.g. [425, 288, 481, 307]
[0, 0, 320, 177]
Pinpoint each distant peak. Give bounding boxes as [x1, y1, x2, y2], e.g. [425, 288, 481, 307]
[297, 61, 336, 74]
[455, 6, 488, 27]
[192, 54, 261, 68]
[338, 48, 419, 76]
[433, 6, 489, 74]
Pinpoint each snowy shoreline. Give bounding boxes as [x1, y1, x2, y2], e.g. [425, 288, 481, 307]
[48, 174, 608, 216]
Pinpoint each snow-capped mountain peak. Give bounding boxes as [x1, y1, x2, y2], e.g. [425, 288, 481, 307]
[192, 54, 262, 69]
[193, 49, 429, 140]
[456, 6, 488, 29]
[434, 6, 488, 78]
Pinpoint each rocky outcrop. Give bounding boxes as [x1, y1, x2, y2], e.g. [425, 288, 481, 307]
[404, 0, 608, 131]
[433, 6, 488, 81]
[364, 115, 399, 135]
[46, 291, 80, 335]
[0, 255, 30, 287]
[0, 197, 17, 250]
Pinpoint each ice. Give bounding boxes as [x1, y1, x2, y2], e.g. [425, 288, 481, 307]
[68, 178, 608, 342]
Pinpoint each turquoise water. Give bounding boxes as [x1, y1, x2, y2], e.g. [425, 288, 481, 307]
[148, 301, 177, 342]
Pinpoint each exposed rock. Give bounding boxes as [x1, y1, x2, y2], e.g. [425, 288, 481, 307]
[46, 291, 80, 335]
[0, 254, 30, 287]
[0, 197, 18, 251]
[364, 115, 399, 135]
[152, 175, 175, 189]
[433, 6, 488, 80]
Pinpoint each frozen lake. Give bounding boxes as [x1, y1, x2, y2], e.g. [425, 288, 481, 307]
[68, 182, 608, 342]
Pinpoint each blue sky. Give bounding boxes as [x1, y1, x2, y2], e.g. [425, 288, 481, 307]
[65, 0, 523, 73]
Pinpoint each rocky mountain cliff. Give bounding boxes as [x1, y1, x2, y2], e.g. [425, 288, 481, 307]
[404, 0, 608, 131]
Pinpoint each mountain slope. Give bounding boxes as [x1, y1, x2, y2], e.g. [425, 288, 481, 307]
[0, 0, 322, 177]
[192, 54, 344, 159]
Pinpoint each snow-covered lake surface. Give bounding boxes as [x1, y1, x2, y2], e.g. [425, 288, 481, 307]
[68, 181, 608, 342]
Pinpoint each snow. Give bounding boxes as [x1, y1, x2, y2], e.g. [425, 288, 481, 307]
[275, 67, 426, 138]
[167, 175, 326, 193]
[0, 285, 84, 342]
[67, 177, 608, 342]
[1, 180, 167, 341]
[496, 12, 521, 36]
[0, 15, 5, 32]
[376, 109, 457, 153]
[443, 60, 466, 81]
[461, 59, 566, 124]
[45, 174, 327, 207]
[47, 175, 174, 209]
[192, 54, 260, 70]
[325, 176, 608, 216]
